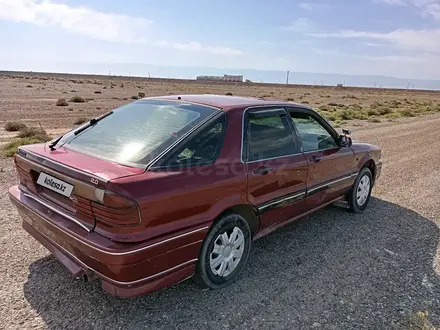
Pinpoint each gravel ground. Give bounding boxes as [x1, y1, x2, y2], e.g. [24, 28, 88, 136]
[0, 114, 439, 330]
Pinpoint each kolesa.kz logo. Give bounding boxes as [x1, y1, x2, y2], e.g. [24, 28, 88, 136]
[44, 177, 67, 192]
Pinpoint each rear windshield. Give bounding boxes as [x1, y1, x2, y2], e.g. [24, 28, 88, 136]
[61, 100, 219, 166]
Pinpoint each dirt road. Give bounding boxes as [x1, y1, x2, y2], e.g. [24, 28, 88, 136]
[0, 114, 439, 329]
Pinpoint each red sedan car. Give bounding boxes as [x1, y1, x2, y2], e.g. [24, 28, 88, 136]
[9, 94, 382, 297]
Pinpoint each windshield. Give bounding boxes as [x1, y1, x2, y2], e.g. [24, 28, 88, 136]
[61, 99, 219, 166]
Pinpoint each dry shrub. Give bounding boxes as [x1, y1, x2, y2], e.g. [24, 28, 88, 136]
[18, 127, 51, 141]
[69, 95, 85, 103]
[367, 109, 379, 116]
[368, 118, 381, 123]
[403, 311, 436, 330]
[74, 117, 88, 125]
[377, 107, 392, 115]
[56, 98, 68, 106]
[5, 121, 27, 132]
[349, 103, 363, 110]
[399, 109, 415, 117]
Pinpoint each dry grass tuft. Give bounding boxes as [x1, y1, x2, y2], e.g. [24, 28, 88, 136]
[403, 311, 436, 330]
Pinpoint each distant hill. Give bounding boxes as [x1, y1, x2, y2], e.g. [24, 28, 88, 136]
[2, 62, 440, 90]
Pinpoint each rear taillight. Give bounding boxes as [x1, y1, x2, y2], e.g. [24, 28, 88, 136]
[90, 191, 141, 226]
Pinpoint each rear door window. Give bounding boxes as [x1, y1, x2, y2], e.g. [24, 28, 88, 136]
[155, 113, 227, 168]
[244, 110, 297, 162]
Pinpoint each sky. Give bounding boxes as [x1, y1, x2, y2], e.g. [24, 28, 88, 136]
[1, 0, 440, 80]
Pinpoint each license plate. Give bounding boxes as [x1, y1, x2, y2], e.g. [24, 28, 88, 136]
[37, 172, 74, 198]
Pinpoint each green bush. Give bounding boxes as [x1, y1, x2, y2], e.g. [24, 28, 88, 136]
[340, 110, 355, 120]
[399, 109, 415, 117]
[367, 109, 379, 116]
[2, 128, 52, 157]
[2, 138, 42, 157]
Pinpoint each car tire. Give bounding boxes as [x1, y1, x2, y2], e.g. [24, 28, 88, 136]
[348, 167, 373, 213]
[193, 213, 252, 289]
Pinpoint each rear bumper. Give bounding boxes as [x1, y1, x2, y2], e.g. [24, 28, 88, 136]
[9, 186, 207, 297]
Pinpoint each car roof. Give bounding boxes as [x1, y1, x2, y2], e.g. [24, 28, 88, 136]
[148, 94, 312, 112]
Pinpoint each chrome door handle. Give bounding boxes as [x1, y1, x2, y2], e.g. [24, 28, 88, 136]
[311, 156, 321, 163]
[254, 166, 272, 175]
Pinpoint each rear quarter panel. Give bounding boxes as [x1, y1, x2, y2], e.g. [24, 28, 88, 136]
[107, 108, 250, 243]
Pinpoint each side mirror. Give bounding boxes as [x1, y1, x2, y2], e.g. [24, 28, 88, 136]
[339, 129, 352, 147]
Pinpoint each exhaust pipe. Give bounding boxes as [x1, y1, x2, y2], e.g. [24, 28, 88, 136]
[75, 270, 97, 282]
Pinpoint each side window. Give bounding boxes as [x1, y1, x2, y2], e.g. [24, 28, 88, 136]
[290, 112, 338, 152]
[246, 112, 297, 162]
[160, 114, 226, 167]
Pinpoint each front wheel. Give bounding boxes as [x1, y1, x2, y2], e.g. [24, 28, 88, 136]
[348, 167, 373, 213]
[193, 213, 251, 289]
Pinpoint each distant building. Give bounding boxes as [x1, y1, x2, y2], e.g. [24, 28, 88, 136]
[196, 74, 243, 82]
[223, 74, 243, 82]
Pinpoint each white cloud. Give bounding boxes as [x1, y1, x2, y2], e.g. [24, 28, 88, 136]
[0, 0, 242, 56]
[312, 47, 427, 62]
[297, 2, 330, 10]
[374, 0, 440, 20]
[0, 0, 153, 43]
[153, 41, 243, 55]
[310, 28, 440, 54]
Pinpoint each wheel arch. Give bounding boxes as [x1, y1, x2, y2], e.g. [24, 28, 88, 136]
[361, 159, 376, 183]
[213, 204, 260, 237]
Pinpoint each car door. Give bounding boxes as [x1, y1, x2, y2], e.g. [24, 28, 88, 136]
[287, 108, 355, 208]
[243, 107, 308, 232]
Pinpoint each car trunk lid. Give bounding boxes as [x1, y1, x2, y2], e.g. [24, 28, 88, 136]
[14, 143, 144, 234]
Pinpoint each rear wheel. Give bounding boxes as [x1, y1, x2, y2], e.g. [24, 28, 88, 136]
[194, 213, 251, 289]
[348, 167, 373, 213]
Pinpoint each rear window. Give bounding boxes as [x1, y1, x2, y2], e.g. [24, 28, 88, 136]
[61, 100, 219, 166]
